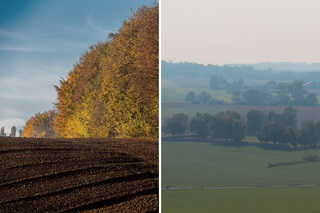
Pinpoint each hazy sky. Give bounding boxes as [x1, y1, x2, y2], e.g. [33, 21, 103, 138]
[0, 0, 155, 134]
[161, 0, 320, 65]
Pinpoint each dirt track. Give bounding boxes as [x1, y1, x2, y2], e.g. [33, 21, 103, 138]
[0, 137, 158, 212]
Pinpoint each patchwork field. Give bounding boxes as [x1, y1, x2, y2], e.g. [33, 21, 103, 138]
[0, 137, 158, 212]
[161, 85, 320, 127]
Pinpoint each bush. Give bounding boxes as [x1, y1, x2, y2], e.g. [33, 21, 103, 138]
[302, 155, 319, 162]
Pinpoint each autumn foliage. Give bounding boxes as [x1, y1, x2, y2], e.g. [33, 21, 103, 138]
[22, 110, 57, 138]
[53, 4, 158, 138]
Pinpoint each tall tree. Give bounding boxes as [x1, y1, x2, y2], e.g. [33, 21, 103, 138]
[100, 4, 158, 138]
[211, 111, 245, 142]
[190, 113, 212, 138]
[184, 91, 197, 103]
[246, 110, 266, 135]
[209, 75, 227, 89]
[164, 113, 189, 136]
[282, 106, 297, 127]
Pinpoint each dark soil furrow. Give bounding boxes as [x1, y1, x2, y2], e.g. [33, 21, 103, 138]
[0, 168, 156, 204]
[2, 157, 142, 171]
[0, 172, 158, 205]
[0, 163, 155, 189]
[62, 187, 158, 212]
[0, 137, 158, 211]
[0, 148, 81, 154]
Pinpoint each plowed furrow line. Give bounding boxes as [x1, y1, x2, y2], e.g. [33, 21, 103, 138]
[0, 154, 136, 171]
[95, 194, 159, 213]
[2, 157, 141, 171]
[62, 187, 158, 212]
[0, 148, 80, 154]
[0, 172, 158, 206]
[0, 166, 156, 204]
[0, 162, 155, 189]
[0, 151, 141, 173]
[0, 160, 144, 185]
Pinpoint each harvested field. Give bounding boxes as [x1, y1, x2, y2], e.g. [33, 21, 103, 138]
[0, 137, 158, 212]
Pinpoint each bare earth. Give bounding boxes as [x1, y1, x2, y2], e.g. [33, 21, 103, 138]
[0, 137, 158, 212]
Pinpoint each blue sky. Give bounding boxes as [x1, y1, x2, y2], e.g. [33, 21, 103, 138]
[0, 0, 156, 135]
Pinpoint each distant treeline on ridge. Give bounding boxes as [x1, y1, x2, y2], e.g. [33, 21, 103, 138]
[162, 61, 320, 82]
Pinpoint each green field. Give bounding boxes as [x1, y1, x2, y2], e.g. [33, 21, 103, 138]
[162, 84, 320, 212]
[162, 187, 320, 213]
[162, 141, 320, 187]
[161, 141, 320, 212]
[161, 86, 233, 123]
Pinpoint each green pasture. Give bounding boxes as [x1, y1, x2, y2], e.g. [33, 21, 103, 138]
[162, 141, 320, 212]
[161, 85, 233, 123]
[162, 141, 320, 188]
[162, 187, 320, 213]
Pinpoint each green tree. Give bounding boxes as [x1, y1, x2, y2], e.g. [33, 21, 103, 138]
[197, 91, 211, 104]
[232, 90, 241, 104]
[164, 113, 189, 136]
[305, 93, 318, 105]
[282, 106, 297, 127]
[246, 110, 266, 135]
[190, 113, 212, 138]
[258, 122, 284, 144]
[290, 80, 306, 104]
[184, 91, 197, 103]
[210, 111, 245, 142]
[209, 75, 227, 89]
[276, 82, 291, 104]
[267, 111, 283, 124]
[298, 121, 320, 147]
[242, 89, 273, 105]
[280, 126, 296, 146]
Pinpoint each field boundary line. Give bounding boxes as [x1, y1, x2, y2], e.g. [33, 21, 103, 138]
[162, 184, 319, 190]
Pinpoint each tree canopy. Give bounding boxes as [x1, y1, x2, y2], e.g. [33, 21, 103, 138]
[54, 4, 158, 138]
[22, 110, 57, 138]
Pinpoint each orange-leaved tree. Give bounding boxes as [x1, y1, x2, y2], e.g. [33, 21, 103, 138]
[22, 110, 57, 138]
[54, 3, 158, 139]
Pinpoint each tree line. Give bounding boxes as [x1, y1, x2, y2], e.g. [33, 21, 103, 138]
[162, 61, 320, 83]
[184, 79, 318, 106]
[163, 106, 320, 148]
[232, 80, 318, 106]
[23, 4, 158, 139]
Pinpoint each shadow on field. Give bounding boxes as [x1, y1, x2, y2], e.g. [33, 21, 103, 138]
[208, 141, 248, 149]
[163, 136, 320, 152]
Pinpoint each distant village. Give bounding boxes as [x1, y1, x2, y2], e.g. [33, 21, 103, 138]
[0, 126, 22, 137]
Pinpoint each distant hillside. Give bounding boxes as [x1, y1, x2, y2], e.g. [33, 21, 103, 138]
[228, 62, 320, 72]
[162, 61, 320, 83]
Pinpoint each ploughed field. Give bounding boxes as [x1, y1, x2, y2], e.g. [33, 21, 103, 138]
[0, 137, 158, 212]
